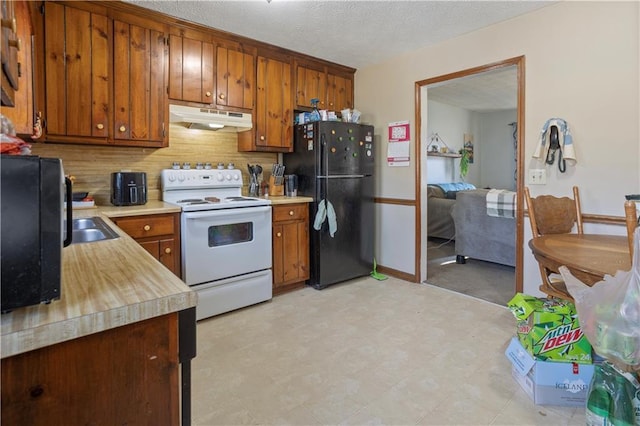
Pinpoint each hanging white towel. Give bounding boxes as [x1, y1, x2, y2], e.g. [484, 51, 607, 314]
[533, 118, 577, 165]
[313, 199, 338, 237]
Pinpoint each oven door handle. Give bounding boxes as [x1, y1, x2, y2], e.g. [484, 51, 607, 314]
[182, 205, 272, 220]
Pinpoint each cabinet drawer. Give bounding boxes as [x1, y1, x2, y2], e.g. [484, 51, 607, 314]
[113, 214, 175, 238]
[273, 204, 308, 222]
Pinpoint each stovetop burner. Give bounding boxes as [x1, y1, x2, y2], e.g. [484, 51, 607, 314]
[177, 198, 205, 203]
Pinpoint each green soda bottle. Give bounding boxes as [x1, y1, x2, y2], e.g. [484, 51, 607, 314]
[609, 367, 635, 426]
[586, 364, 611, 426]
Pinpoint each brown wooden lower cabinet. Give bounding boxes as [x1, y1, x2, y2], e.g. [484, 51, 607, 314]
[1, 313, 180, 425]
[111, 213, 181, 278]
[272, 203, 310, 295]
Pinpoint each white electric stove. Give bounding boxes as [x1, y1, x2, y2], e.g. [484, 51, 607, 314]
[161, 168, 272, 321]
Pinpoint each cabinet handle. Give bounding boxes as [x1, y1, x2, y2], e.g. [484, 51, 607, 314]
[143, 225, 151, 231]
[259, 135, 265, 141]
[276, 232, 281, 237]
[1, 18, 16, 33]
[96, 123, 104, 130]
[289, 210, 294, 216]
[218, 93, 225, 100]
[8, 38, 21, 51]
[164, 247, 171, 254]
[119, 125, 126, 132]
[205, 91, 212, 97]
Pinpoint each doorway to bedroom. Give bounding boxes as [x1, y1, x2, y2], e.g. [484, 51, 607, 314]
[416, 57, 525, 305]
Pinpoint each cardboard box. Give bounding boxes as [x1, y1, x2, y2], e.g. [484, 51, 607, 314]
[507, 293, 592, 364]
[505, 337, 594, 406]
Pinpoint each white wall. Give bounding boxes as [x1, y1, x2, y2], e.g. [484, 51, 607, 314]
[475, 109, 517, 191]
[355, 1, 639, 293]
[426, 100, 473, 184]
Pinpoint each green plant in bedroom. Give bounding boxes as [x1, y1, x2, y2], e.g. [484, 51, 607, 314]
[459, 148, 470, 179]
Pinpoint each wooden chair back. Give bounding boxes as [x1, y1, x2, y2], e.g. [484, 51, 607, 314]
[524, 186, 584, 301]
[524, 186, 583, 237]
[625, 200, 638, 261]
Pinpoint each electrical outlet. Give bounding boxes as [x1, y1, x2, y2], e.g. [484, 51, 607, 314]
[529, 169, 547, 185]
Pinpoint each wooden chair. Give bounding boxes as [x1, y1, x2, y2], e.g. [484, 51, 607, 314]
[524, 186, 583, 301]
[625, 199, 638, 261]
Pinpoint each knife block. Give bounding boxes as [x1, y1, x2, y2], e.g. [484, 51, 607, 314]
[268, 176, 284, 196]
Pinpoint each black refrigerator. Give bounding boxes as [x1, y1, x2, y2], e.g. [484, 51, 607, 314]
[284, 121, 375, 289]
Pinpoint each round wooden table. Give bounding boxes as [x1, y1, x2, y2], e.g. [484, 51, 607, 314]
[528, 234, 631, 286]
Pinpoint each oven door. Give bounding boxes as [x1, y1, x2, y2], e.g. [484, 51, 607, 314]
[181, 205, 272, 286]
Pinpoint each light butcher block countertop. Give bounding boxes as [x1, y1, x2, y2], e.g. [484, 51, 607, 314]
[0, 201, 196, 359]
[267, 196, 314, 205]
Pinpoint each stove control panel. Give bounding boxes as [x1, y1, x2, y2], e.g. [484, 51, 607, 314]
[161, 168, 242, 190]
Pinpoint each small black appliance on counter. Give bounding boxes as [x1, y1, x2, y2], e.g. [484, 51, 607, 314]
[111, 172, 147, 206]
[1, 154, 72, 311]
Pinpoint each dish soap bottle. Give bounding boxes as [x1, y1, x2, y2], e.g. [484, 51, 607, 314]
[310, 98, 321, 122]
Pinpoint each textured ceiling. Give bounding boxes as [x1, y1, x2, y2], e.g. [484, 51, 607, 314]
[125, 0, 552, 69]
[428, 67, 518, 111]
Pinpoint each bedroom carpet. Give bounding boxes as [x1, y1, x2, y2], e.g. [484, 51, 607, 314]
[425, 237, 516, 306]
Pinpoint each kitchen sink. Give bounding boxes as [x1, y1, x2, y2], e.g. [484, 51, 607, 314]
[71, 216, 119, 244]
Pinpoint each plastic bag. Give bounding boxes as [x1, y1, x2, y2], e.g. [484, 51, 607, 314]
[560, 227, 640, 368]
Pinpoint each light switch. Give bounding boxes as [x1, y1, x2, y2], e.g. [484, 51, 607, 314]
[529, 169, 547, 185]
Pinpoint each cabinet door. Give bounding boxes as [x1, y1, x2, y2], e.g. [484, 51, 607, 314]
[1, 1, 33, 133]
[272, 204, 309, 291]
[168, 35, 214, 104]
[216, 46, 254, 110]
[159, 238, 179, 277]
[327, 72, 354, 112]
[113, 20, 167, 146]
[254, 56, 292, 151]
[0, 0, 18, 106]
[272, 223, 285, 285]
[295, 65, 326, 110]
[43, 2, 109, 139]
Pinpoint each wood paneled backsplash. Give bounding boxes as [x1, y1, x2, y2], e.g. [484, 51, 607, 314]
[31, 124, 277, 205]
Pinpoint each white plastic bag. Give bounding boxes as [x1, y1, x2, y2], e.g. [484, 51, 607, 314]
[560, 228, 640, 368]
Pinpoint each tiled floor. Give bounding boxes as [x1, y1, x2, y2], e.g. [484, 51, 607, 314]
[192, 277, 586, 425]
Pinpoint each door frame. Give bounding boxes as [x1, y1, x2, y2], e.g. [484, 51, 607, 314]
[414, 56, 525, 294]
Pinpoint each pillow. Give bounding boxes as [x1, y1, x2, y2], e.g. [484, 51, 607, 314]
[427, 185, 445, 198]
[431, 182, 476, 199]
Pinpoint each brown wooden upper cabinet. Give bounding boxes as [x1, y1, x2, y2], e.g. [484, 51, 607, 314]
[295, 63, 354, 114]
[168, 34, 254, 111]
[168, 35, 214, 104]
[216, 45, 254, 111]
[327, 71, 354, 113]
[41, 2, 168, 147]
[295, 64, 326, 110]
[239, 55, 292, 152]
[1, 0, 20, 106]
[1, 1, 34, 135]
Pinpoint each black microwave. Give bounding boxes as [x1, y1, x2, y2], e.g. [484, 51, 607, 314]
[1, 155, 73, 312]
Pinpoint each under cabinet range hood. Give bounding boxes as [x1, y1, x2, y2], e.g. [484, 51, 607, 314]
[169, 104, 253, 132]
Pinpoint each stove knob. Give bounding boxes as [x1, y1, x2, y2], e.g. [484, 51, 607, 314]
[217, 172, 224, 182]
[177, 172, 185, 182]
[167, 172, 176, 182]
[226, 174, 232, 181]
[233, 173, 240, 181]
